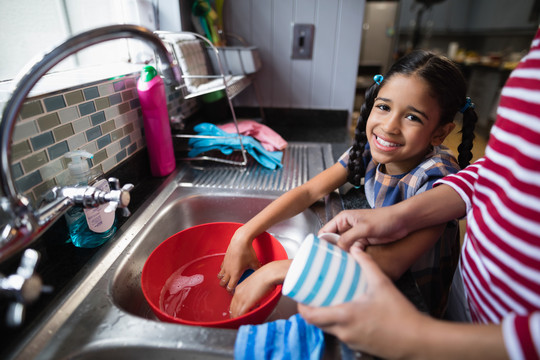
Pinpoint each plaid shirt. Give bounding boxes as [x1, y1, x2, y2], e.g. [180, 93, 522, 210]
[339, 144, 461, 316]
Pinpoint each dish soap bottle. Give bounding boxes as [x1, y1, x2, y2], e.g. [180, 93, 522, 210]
[137, 65, 176, 177]
[64, 150, 117, 248]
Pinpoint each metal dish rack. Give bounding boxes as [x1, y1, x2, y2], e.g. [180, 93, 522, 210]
[156, 31, 264, 167]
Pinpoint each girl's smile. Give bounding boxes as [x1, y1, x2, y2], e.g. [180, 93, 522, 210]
[373, 133, 403, 150]
[366, 74, 452, 175]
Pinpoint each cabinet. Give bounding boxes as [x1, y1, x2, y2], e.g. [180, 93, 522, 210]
[398, 0, 536, 33]
[397, 0, 468, 32]
[467, 0, 536, 31]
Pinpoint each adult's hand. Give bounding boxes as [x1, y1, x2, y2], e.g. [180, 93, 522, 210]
[298, 244, 423, 358]
[298, 244, 508, 359]
[319, 207, 409, 251]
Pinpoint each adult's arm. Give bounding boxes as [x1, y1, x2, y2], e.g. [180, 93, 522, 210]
[320, 184, 466, 251]
[298, 246, 508, 360]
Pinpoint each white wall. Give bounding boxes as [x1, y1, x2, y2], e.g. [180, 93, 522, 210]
[222, 0, 364, 116]
[0, 0, 72, 80]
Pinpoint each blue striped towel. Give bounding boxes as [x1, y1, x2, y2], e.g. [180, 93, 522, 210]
[234, 313, 324, 360]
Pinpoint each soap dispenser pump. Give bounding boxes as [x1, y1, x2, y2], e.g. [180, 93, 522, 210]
[65, 150, 94, 185]
[64, 150, 117, 248]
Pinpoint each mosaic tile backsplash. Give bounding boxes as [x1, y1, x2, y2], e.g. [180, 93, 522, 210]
[10, 73, 198, 205]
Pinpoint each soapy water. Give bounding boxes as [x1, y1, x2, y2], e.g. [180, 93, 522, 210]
[159, 253, 235, 322]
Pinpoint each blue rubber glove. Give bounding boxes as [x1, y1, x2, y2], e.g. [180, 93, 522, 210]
[188, 123, 283, 170]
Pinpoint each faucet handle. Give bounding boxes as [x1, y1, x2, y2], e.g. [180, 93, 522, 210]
[17, 247, 39, 278]
[1, 249, 52, 327]
[104, 178, 134, 217]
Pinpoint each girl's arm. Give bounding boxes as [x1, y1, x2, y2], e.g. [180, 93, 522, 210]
[299, 246, 508, 360]
[365, 223, 447, 280]
[219, 163, 349, 291]
[229, 259, 291, 318]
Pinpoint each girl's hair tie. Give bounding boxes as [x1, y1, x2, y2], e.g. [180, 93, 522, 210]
[373, 74, 383, 85]
[460, 97, 475, 113]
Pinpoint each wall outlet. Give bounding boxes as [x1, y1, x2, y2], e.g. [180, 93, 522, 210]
[292, 23, 315, 59]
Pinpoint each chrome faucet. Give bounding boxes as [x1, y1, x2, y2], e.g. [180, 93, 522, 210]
[0, 25, 182, 323]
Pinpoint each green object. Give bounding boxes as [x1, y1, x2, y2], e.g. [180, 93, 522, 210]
[140, 65, 158, 82]
[192, 0, 219, 44]
[202, 90, 226, 103]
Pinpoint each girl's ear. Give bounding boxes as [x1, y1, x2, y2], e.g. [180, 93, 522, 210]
[431, 122, 456, 146]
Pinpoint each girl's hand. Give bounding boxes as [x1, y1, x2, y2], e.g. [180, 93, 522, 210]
[319, 208, 408, 251]
[229, 260, 291, 318]
[298, 245, 423, 358]
[218, 228, 261, 292]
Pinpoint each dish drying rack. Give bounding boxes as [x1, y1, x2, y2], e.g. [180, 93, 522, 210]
[156, 31, 265, 167]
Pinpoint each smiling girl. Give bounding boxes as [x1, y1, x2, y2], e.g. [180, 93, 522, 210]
[219, 50, 478, 318]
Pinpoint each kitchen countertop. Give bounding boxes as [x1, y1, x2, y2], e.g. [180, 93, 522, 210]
[0, 120, 425, 359]
[0, 150, 164, 358]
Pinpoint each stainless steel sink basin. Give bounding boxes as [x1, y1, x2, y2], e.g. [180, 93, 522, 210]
[5, 143, 349, 359]
[111, 188, 323, 323]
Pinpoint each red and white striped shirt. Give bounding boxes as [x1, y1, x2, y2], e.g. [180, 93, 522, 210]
[437, 29, 540, 360]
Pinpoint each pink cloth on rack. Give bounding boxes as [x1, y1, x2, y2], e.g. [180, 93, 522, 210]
[218, 120, 288, 151]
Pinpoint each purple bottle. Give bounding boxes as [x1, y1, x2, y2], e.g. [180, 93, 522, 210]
[137, 65, 176, 177]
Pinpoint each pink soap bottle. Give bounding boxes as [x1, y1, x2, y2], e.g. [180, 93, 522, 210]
[137, 65, 176, 177]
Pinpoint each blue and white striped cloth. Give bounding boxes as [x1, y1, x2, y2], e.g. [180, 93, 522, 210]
[234, 313, 324, 360]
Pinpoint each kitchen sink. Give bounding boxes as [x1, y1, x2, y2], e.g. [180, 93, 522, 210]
[6, 143, 346, 360]
[111, 188, 322, 322]
[69, 346, 229, 360]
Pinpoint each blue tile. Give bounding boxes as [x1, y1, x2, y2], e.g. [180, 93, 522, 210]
[113, 80, 126, 92]
[83, 86, 100, 100]
[115, 149, 127, 162]
[16, 170, 42, 192]
[43, 95, 66, 112]
[119, 135, 131, 149]
[127, 143, 137, 155]
[97, 134, 112, 149]
[109, 93, 122, 106]
[90, 111, 106, 126]
[30, 132, 55, 151]
[48, 141, 69, 160]
[130, 98, 140, 109]
[85, 126, 102, 142]
[12, 163, 24, 179]
[78, 101, 96, 116]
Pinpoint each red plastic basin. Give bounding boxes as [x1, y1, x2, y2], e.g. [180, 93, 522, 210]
[141, 222, 288, 329]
